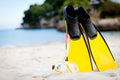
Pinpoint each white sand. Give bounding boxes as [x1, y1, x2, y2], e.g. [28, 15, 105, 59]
[0, 35, 120, 80]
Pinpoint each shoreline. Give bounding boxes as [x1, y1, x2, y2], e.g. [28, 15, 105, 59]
[0, 41, 65, 48]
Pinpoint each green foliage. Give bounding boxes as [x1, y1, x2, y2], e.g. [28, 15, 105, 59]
[100, 1, 120, 18]
[23, 4, 45, 26]
[22, 0, 89, 26]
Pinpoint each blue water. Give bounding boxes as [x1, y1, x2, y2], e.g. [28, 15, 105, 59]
[0, 29, 120, 47]
[0, 29, 65, 47]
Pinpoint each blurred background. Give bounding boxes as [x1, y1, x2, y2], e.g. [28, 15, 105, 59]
[0, 0, 120, 47]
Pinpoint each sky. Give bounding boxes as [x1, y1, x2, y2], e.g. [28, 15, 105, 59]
[0, 0, 120, 30]
[0, 0, 45, 29]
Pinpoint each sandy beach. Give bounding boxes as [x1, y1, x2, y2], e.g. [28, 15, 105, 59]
[0, 34, 120, 80]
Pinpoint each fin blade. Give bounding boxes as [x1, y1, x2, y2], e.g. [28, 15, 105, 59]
[89, 32, 118, 71]
[67, 35, 93, 72]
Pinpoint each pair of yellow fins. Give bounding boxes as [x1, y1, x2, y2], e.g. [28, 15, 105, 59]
[64, 5, 118, 72]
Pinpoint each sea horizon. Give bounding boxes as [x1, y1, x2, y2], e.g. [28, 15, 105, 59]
[0, 28, 120, 47]
[0, 28, 65, 47]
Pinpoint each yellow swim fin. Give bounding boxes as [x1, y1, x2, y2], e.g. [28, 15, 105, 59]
[66, 33, 93, 72]
[80, 24, 118, 72]
[88, 29, 118, 71]
[64, 5, 93, 72]
[76, 6, 118, 71]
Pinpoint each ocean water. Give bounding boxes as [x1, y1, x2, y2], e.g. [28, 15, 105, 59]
[0, 29, 120, 47]
[0, 29, 65, 47]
